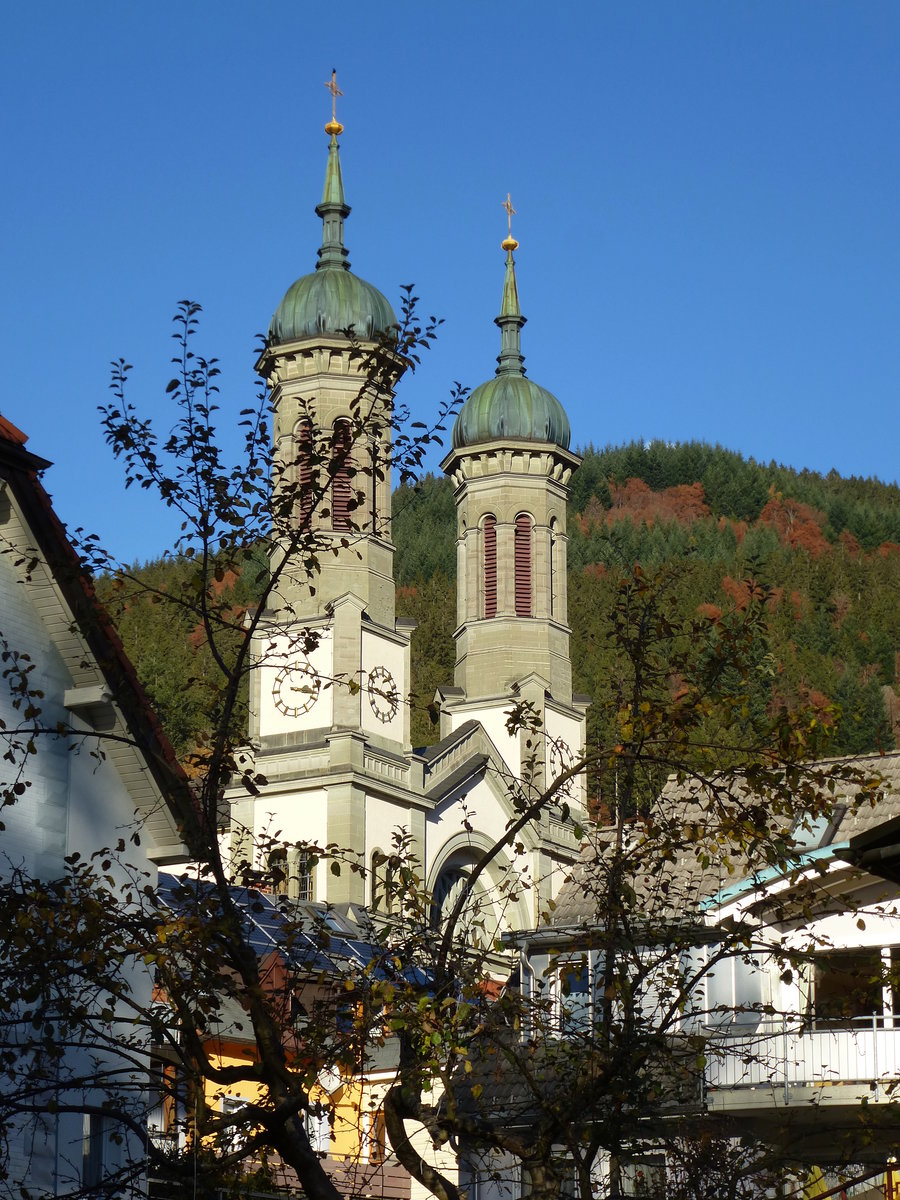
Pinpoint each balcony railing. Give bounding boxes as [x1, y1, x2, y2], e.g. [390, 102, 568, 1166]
[704, 1017, 900, 1100]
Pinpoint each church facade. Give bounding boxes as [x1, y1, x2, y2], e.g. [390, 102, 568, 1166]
[227, 112, 587, 935]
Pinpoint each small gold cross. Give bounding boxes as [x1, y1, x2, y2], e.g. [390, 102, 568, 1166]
[501, 193, 519, 251]
[325, 69, 343, 123]
[502, 193, 516, 238]
[324, 69, 344, 136]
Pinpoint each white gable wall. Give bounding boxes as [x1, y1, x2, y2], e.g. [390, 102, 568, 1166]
[0, 520, 161, 1196]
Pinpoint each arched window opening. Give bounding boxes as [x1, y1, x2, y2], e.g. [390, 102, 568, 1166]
[267, 847, 314, 902]
[483, 515, 497, 618]
[296, 850, 314, 903]
[549, 518, 559, 619]
[430, 856, 491, 934]
[514, 513, 533, 617]
[295, 419, 314, 525]
[370, 435, 380, 534]
[331, 419, 353, 531]
[268, 847, 289, 896]
[371, 850, 396, 914]
[430, 865, 471, 930]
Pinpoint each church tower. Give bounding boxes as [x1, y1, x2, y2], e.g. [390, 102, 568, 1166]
[440, 203, 588, 807]
[230, 80, 417, 904]
[231, 114, 584, 925]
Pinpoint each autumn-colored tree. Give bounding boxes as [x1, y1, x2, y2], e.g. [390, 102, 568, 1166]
[1, 305, 894, 1200]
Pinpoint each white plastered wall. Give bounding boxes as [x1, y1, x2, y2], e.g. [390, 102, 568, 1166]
[257, 629, 335, 736]
[448, 700, 521, 776]
[0, 528, 158, 1195]
[544, 705, 587, 809]
[360, 628, 406, 741]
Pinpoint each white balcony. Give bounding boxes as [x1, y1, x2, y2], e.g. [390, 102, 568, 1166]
[704, 1018, 900, 1108]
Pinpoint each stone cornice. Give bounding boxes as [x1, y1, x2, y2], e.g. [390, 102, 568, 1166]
[440, 438, 581, 488]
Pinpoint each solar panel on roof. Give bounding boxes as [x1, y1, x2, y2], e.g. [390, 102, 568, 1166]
[154, 872, 435, 985]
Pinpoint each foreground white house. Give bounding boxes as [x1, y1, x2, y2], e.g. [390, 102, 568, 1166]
[0, 415, 190, 1196]
[460, 755, 900, 1199]
[700, 755, 900, 1165]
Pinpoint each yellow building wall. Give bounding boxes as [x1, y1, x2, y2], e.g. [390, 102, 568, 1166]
[203, 1039, 388, 1164]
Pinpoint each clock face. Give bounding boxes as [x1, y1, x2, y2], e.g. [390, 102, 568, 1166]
[548, 737, 576, 795]
[367, 665, 399, 724]
[273, 659, 321, 717]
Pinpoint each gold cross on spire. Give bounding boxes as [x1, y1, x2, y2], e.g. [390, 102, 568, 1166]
[501, 192, 519, 251]
[325, 69, 344, 136]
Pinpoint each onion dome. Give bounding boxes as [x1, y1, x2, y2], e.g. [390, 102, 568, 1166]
[269, 107, 396, 346]
[452, 216, 570, 451]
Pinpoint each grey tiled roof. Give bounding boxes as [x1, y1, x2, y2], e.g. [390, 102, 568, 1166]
[548, 753, 900, 928]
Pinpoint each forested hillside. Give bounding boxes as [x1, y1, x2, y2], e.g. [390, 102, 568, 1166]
[100, 441, 900, 778]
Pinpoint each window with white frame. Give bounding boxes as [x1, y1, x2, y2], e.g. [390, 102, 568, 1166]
[305, 1102, 331, 1155]
[620, 1156, 666, 1198]
[219, 1095, 248, 1153]
[361, 1108, 386, 1163]
[557, 955, 592, 1035]
[267, 847, 314, 902]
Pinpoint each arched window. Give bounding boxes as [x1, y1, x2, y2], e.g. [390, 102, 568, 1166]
[483, 515, 497, 618]
[371, 850, 395, 913]
[295, 419, 314, 525]
[295, 850, 314, 903]
[267, 847, 313, 902]
[430, 855, 489, 933]
[369, 434, 383, 534]
[331, 419, 353, 531]
[430, 865, 471, 929]
[268, 847, 289, 896]
[549, 517, 559, 618]
[514, 513, 533, 617]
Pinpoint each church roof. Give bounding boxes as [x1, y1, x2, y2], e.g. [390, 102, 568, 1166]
[268, 122, 396, 346]
[453, 372, 571, 450]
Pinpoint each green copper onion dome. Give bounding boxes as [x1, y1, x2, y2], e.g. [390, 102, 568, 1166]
[269, 127, 396, 345]
[452, 234, 570, 451]
[453, 372, 570, 449]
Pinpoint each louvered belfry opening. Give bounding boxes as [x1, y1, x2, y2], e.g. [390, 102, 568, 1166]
[514, 513, 533, 617]
[483, 515, 497, 618]
[331, 419, 353, 531]
[549, 517, 558, 618]
[295, 419, 314, 525]
[370, 435, 380, 533]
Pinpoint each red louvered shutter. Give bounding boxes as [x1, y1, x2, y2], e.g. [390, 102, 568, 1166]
[296, 420, 313, 525]
[332, 420, 352, 531]
[515, 514, 532, 617]
[549, 518, 557, 618]
[370, 436, 379, 533]
[483, 516, 497, 618]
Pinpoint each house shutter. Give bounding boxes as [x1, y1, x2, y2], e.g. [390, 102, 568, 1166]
[515, 514, 532, 616]
[331, 420, 352, 531]
[483, 516, 497, 618]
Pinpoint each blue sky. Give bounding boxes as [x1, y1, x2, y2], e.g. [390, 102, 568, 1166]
[1, 3, 897, 562]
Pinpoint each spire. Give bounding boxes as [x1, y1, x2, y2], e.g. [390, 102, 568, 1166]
[316, 70, 351, 272]
[495, 193, 526, 377]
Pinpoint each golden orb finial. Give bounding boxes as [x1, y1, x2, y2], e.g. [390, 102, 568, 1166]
[501, 192, 519, 251]
[324, 69, 344, 136]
